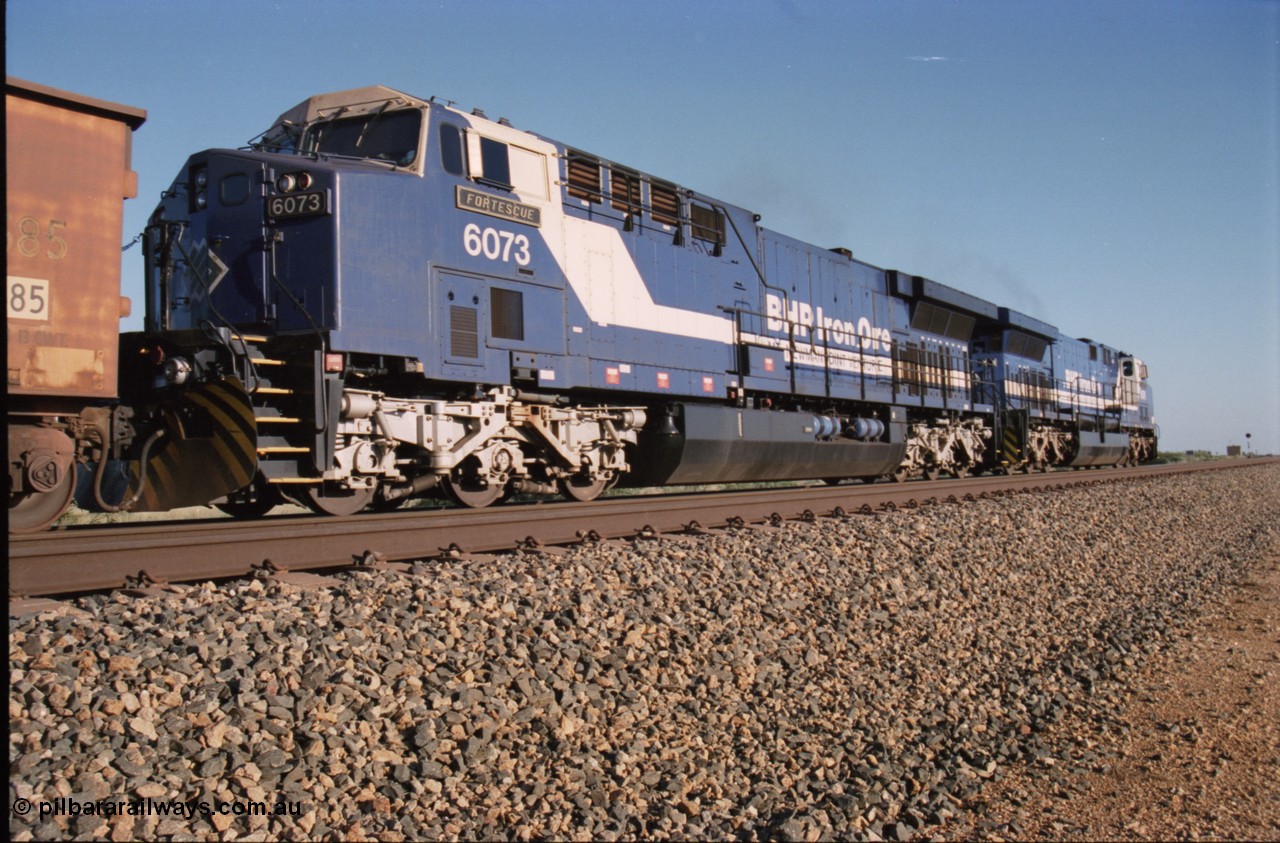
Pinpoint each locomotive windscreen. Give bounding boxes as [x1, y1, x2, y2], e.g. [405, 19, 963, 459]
[302, 109, 421, 166]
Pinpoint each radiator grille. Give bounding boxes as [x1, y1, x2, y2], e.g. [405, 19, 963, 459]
[450, 305, 479, 358]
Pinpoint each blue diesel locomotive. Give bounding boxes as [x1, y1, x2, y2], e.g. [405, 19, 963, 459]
[119, 85, 1156, 516]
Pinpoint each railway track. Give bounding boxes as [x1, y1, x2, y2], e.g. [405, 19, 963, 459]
[10, 459, 1275, 598]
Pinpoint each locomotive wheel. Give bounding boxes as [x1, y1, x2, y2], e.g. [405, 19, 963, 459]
[443, 463, 504, 508]
[299, 482, 375, 516]
[9, 462, 77, 533]
[922, 464, 941, 482]
[821, 477, 843, 486]
[891, 466, 909, 483]
[444, 477, 504, 508]
[215, 474, 282, 519]
[215, 495, 279, 519]
[951, 463, 970, 479]
[559, 474, 610, 503]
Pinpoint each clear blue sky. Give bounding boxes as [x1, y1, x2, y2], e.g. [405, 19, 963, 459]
[9, 0, 1278, 454]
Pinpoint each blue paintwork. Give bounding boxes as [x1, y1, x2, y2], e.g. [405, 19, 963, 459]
[144, 93, 1153, 436]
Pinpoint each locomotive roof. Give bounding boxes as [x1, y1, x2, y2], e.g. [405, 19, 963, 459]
[269, 85, 430, 133]
[264, 85, 761, 218]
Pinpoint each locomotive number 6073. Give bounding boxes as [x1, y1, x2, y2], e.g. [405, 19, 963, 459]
[463, 222, 531, 266]
[266, 191, 327, 220]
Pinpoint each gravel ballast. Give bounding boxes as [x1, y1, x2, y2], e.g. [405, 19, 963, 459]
[9, 464, 1279, 841]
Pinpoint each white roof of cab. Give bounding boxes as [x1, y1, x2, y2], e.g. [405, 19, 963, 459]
[269, 85, 430, 130]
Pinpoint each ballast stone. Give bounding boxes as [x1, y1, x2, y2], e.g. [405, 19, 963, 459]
[6, 465, 1278, 840]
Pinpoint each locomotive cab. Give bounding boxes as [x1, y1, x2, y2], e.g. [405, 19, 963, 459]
[262, 87, 428, 173]
[298, 105, 422, 168]
[1118, 356, 1141, 402]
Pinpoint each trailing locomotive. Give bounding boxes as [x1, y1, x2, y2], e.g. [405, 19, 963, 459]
[115, 84, 1156, 517]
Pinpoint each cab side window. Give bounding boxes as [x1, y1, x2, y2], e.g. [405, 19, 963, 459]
[479, 137, 511, 188]
[440, 124, 465, 176]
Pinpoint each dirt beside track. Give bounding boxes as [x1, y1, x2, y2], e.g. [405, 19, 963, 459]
[944, 545, 1280, 841]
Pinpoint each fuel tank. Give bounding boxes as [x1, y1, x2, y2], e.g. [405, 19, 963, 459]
[627, 403, 905, 486]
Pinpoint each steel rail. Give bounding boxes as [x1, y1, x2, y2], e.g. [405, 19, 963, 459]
[9, 458, 1275, 598]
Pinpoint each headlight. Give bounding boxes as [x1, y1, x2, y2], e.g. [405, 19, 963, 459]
[195, 191, 207, 209]
[162, 357, 193, 386]
[195, 170, 208, 188]
[276, 173, 297, 193]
